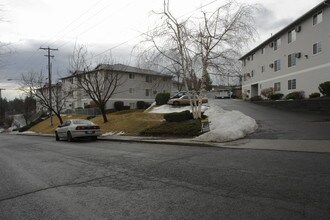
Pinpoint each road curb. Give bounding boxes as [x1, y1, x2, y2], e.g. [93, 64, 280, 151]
[11, 132, 330, 154]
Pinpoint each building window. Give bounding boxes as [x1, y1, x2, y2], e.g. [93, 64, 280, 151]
[288, 29, 296, 43]
[129, 103, 136, 109]
[313, 42, 322, 54]
[251, 54, 254, 61]
[288, 79, 296, 90]
[274, 82, 281, 92]
[313, 11, 323, 25]
[274, 59, 281, 72]
[261, 66, 265, 73]
[146, 75, 152, 83]
[288, 53, 296, 67]
[251, 70, 254, 77]
[243, 59, 246, 66]
[129, 73, 135, 79]
[129, 88, 135, 94]
[261, 47, 265, 54]
[145, 89, 152, 96]
[274, 38, 281, 50]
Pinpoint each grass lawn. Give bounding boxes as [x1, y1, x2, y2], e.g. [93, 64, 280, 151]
[28, 110, 164, 135]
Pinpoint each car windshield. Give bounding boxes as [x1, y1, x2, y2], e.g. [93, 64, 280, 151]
[72, 120, 94, 125]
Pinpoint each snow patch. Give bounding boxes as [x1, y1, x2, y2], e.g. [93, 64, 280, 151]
[147, 100, 258, 143]
[195, 109, 258, 142]
[102, 131, 126, 136]
[149, 104, 209, 114]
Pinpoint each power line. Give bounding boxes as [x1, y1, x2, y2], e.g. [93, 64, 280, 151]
[16, 0, 106, 73]
[92, 0, 221, 59]
[17, 0, 221, 75]
[56, 0, 134, 49]
[42, 0, 105, 48]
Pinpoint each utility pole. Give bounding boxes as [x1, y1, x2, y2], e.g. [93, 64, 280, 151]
[40, 47, 58, 126]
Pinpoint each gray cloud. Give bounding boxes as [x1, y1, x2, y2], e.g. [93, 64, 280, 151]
[254, 6, 293, 33]
[0, 39, 136, 99]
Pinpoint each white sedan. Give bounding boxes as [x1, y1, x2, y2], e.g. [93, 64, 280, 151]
[55, 119, 102, 142]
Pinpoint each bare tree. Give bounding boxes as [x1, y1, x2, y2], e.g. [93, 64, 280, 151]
[22, 96, 36, 126]
[20, 71, 69, 125]
[137, 0, 257, 119]
[193, 1, 257, 115]
[136, 47, 184, 91]
[69, 44, 126, 123]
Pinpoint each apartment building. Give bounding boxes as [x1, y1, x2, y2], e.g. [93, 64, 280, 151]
[240, 1, 330, 99]
[61, 64, 172, 111]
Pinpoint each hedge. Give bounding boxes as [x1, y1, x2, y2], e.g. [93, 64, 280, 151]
[163, 110, 193, 122]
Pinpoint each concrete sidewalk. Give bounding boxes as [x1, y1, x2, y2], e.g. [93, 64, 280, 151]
[15, 132, 330, 154]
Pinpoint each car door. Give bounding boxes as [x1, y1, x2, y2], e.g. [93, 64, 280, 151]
[57, 121, 71, 137]
[181, 95, 189, 105]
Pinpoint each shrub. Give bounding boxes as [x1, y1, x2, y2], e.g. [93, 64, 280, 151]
[261, 87, 274, 99]
[122, 106, 130, 111]
[114, 101, 124, 111]
[250, 96, 263, 101]
[270, 93, 284, 100]
[140, 120, 201, 137]
[309, 92, 321, 99]
[155, 93, 170, 105]
[319, 81, 330, 97]
[136, 101, 146, 109]
[285, 91, 305, 100]
[163, 110, 193, 122]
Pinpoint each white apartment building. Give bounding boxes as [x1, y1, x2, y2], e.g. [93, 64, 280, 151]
[240, 1, 330, 99]
[60, 64, 173, 111]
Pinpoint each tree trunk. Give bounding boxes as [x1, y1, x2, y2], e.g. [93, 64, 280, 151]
[54, 112, 63, 125]
[100, 105, 108, 123]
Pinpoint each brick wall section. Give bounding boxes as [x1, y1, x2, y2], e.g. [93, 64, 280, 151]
[251, 98, 330, 115]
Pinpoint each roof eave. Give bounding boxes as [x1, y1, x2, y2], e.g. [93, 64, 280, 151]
[239, 1, 329, 61]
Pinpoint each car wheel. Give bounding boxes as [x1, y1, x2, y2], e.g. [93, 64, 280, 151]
[173, 101, 180, 106]
[67, 131, 73, 142]
[55, 132, 60, 141]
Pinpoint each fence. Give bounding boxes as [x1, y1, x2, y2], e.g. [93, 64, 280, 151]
[70, 108, 101, 116]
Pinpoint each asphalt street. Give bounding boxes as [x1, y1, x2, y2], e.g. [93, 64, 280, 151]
[0, 134, 329, 219]
[212, 99, 330, 140]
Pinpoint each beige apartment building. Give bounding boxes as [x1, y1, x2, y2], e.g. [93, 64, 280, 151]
[240, 1, 330, 99]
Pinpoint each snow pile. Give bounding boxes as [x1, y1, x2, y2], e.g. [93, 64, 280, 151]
[21, 131, 37, 134]
[195, 108, 258, 142]
[102, 131, 125, 136]
[147, 101, 258, 143]
[149, 104, 209, 113]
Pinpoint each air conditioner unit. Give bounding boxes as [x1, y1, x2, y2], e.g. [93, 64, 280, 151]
[296, 52, 301, 58]
[269, 63, 274, 68]
[269, 42, 274, 47]
[295, 26, 301, 32]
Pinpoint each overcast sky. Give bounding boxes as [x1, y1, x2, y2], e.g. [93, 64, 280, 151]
[0, 0, 324, 99]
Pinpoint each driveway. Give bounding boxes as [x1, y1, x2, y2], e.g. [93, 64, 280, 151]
[211, 99, 330, 140]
